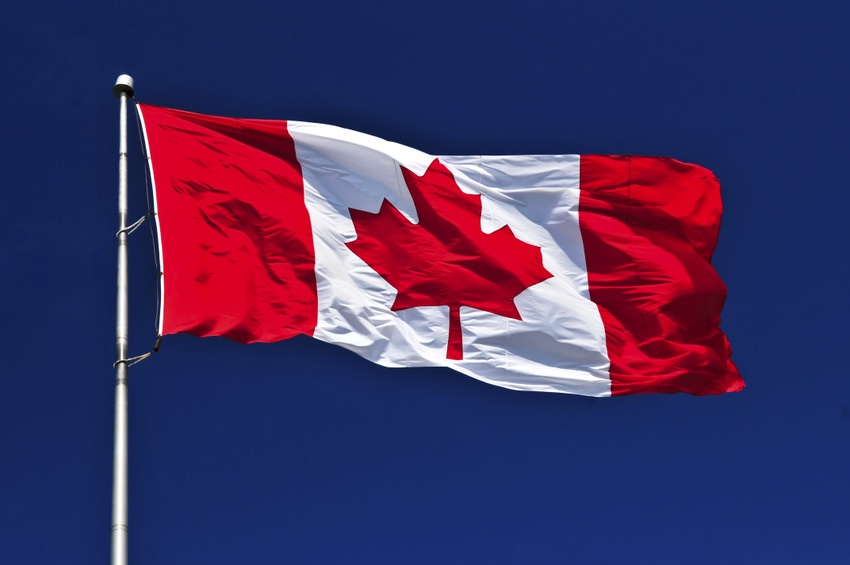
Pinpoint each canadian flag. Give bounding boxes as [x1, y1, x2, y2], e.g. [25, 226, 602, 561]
[138, 104, 742, 397]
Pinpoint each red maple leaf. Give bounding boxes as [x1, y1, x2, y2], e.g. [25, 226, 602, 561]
[346, 159, 553, 360]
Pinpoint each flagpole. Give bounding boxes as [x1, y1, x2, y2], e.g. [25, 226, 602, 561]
[111, 74, 134, 565]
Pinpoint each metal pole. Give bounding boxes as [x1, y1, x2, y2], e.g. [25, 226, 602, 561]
[111, 74, 134, 565]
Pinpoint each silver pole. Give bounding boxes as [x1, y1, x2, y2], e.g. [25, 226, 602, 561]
[111, 74, 134, 565]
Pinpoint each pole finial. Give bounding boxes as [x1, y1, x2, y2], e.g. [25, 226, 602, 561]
[113, 75, 135, 98]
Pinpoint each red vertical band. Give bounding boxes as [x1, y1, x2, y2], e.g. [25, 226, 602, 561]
[140, 104, 318, 343]
[579, 156, 743, 395]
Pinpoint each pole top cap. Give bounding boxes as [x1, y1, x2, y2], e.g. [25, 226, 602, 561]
[113, 75, 135, 98]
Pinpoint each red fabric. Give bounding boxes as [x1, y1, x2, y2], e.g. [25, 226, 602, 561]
[345, 159, 552, 361]
[140, 104, 318, 342]
[579, 155, 743, 395]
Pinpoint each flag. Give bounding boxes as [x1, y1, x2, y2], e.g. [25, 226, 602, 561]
[138, 103, 743, 397]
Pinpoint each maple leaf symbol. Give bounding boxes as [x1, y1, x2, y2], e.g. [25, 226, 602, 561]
[346, 158, 553, 360]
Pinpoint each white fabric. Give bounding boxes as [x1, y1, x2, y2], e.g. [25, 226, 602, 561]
[288, 122, 611, 396]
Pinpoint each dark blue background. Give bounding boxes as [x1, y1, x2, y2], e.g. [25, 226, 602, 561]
[2, 1, 848, 563]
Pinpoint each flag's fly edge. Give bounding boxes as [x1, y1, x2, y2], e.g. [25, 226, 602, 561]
[578, 155, 743, 395]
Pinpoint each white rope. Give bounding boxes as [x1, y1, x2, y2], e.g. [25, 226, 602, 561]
[133, 100, 164, 336]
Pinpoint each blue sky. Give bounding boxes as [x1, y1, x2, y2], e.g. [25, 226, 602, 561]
[2, 1, 849, 563]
